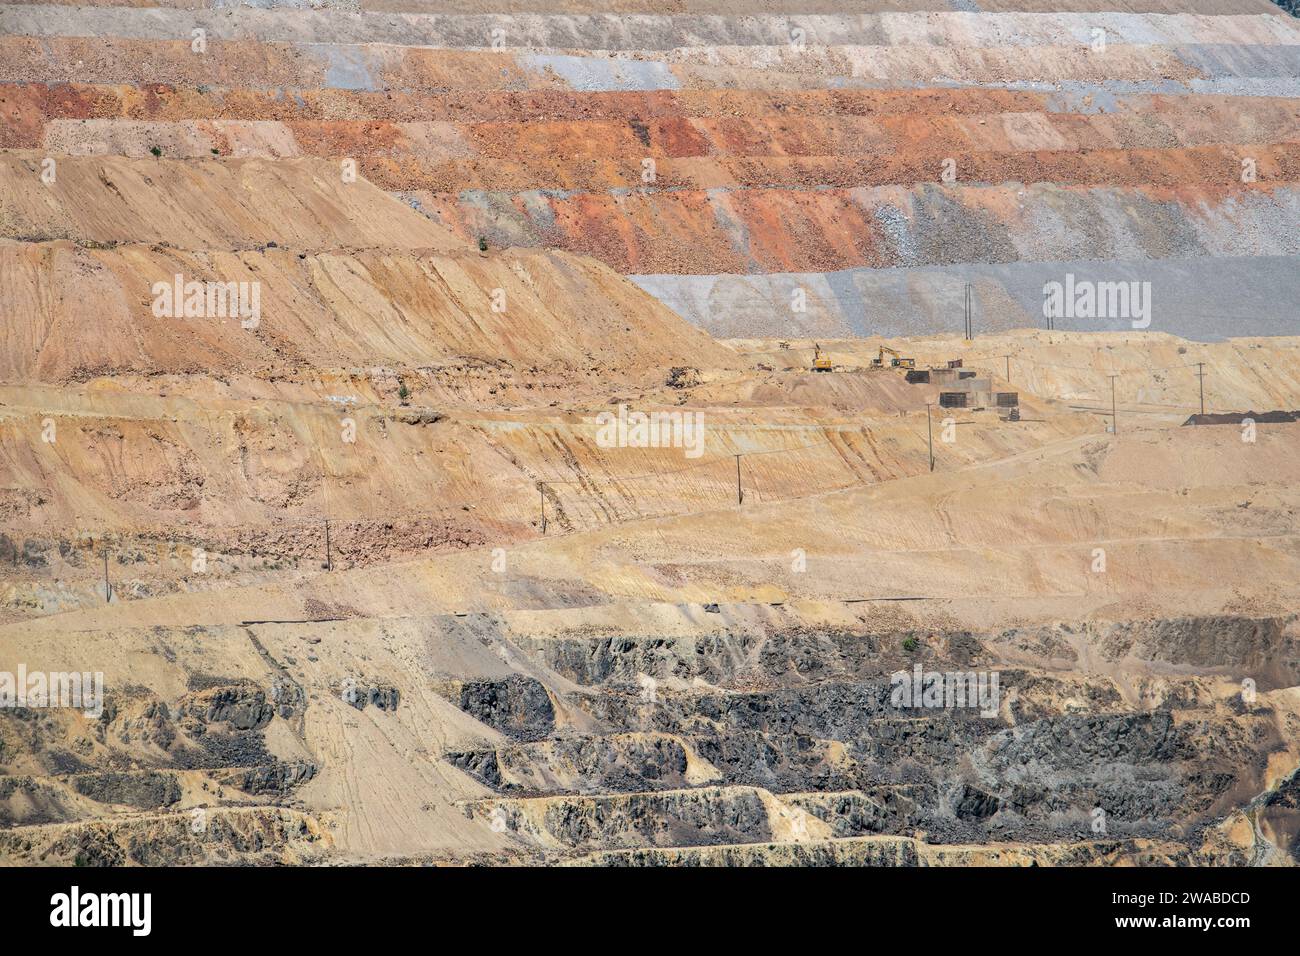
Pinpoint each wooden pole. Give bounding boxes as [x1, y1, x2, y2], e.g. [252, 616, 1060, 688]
[926, 404, 934, 471]
[1109, 375, 1119, 434]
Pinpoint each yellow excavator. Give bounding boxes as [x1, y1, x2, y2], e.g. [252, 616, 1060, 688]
[812, 343, 833, 372]
[870, 346, 915, 370]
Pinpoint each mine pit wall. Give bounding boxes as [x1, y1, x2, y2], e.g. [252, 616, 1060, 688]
[0, 380, 1096, 620]
[561, 837, 1209, 867]
[1, 609, 1296, 864]
[631, 255, 1300, 342]
[427, 612, 1300, 862]
[3, 7, 1297, 348]
[509, 615, 1300, 689]
[1, 1, 1298, 866]
[4, 10, 1299, 54]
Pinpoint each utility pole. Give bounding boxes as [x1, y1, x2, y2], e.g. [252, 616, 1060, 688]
[103, 550, 111, 603]
[963, 283, 972, 340]
[324, 518, 332, 571]
[734, 454, 744, 505]
[926, 403, 935, 471]
[1108, 374, 1119, 434]
[539, 483, 547, 534]
[1196, 362, 1206, 416]
[1002, 354, 1011, 380]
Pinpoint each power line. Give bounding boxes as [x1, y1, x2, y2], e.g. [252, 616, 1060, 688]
[535, 436, 840, 485]
[996, 356, 1240, 378]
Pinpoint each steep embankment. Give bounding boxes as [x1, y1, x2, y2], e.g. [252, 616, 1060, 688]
[0, 154, 732, 379]
[3, 4, 1295, 337]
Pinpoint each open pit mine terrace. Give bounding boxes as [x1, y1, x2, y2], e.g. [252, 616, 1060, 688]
[0, 0, 1297, 891]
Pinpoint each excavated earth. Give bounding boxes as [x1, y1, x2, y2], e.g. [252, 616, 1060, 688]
[2, 0, 1296, 336]
[0, 0, 1298, 866]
